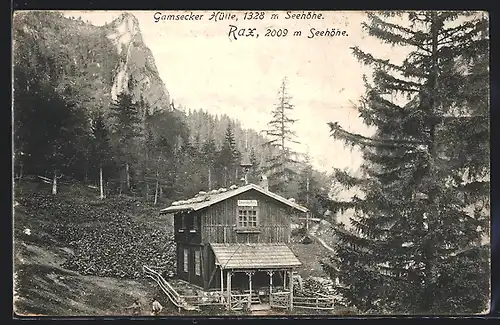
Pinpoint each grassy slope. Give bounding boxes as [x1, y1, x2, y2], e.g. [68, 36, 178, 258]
[289, 221, 336, 279]
[289, 241, 331, 279]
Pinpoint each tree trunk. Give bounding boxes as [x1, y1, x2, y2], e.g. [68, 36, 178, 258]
[421, 12, 439, 313]
[306, 174, 310, 232]
[125, 162, 131, 190]
[99, 167, 104, 200]
[280, 85, 286, 186]
[84, 162, 88, 184]
[52, 170, 57, 195]
[145, 182, 149, 202]
[208, 167, 212, 191]
[154, 178, 159, 205]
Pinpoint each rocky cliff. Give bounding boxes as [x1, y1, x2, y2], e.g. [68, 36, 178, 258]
[12, 11, 171, 116]
[104, 12, 171, 117]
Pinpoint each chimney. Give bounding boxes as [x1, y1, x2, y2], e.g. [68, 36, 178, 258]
[260, 175, 269, 191]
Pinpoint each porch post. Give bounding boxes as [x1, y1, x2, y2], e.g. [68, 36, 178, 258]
[288, 269, 294, 311]
[220, 267, 224, 303]
[267, 270, 274, 306]
[226, 270, 232, 310]
[267, 270, 274, 294]
[283, 270, 287, 289]
[246, 271, 255, 310]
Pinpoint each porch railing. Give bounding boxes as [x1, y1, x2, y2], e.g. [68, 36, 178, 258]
[204, 225, 288, 243]
[269, 291, 289, 309]
[230, 294, 250, 310]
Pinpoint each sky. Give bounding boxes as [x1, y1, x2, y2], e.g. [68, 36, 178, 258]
[61, 10, 412, 173]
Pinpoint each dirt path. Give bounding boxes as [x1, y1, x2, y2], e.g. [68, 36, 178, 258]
[311, 235, 335, 253]
[308, 225, 335, 253]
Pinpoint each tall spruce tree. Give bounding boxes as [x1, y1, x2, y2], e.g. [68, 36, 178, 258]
[247, 147, 261, 184]
[297, 163, 324, 219]
[218, 123, 240, 187]
[89, 110, 113, 199]
[108, 92, 142, 192]
[321, 12, 489, 314]
[202, 136, 218, 190]
[263, 77, 300, 195]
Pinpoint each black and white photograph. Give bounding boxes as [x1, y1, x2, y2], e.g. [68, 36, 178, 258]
[12, 10, 490, 316]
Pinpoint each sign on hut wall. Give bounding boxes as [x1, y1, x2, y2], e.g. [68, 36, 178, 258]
[237, 199, 258, 207]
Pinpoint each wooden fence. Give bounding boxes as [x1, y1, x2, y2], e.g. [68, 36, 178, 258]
[293, 296, 335, 310]
[270, 290, 335, 311]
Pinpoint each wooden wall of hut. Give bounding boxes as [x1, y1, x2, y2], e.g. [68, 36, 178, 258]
[200, 189, 295, 244]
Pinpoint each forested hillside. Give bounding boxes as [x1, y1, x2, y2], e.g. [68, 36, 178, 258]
[12, 11, 331, 216]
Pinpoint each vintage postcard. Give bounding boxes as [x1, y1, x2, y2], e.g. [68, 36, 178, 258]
[12, 10, 490, 317]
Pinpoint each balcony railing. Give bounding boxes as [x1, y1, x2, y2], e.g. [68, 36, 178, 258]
[203, 224, 289, 243]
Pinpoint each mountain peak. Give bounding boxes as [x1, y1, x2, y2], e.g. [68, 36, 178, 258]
[111, 12, 140, 28]
[107, 12, 142, 51]
[104, 13, 170, 113]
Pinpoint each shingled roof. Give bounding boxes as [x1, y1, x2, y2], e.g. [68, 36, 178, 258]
[159, 183, 308, 214]
[211, 243, 302, 270]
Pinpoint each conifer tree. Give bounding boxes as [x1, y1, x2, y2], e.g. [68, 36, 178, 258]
[321, 12, 489, 314]
[218, 123, 240, 186]
[247, 147, 261, 184]
[141, 127, 155, 200]
[108, 92, 142, 192]
[202, 136, 218, 190]
[176, 138, 204, 198]
[146, 109, 189, 202]
[297, 164, 322, 218]
[263, 77, 300, 195]
[89, 110, 113, 199]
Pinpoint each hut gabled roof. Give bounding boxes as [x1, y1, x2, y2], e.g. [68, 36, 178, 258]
[159, 183, 308, 214]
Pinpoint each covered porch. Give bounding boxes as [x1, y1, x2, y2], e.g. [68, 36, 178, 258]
[210, 243, 302, 311]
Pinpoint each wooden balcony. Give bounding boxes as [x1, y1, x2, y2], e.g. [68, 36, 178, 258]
[203, 224, 290, 244]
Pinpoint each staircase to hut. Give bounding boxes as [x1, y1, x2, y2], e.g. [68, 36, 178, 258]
[143, 265, 200, 312]
[243, 290, 261, 305]
[243, 290, 273, 311]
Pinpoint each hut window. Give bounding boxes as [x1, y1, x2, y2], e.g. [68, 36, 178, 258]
[237, 206, 259, 228]
[183, 248, 189, 273]
[177, 215, 185, 232]
[194, 250, 201, 276]
[179, 215, 187, 230]
[193, 215, 199, 232]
